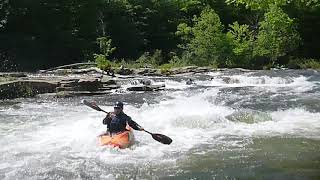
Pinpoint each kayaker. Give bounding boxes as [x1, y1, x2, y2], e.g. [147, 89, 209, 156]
[102, 101, 144, 134]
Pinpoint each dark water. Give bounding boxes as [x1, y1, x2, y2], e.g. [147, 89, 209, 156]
[0, 70, 319, 179]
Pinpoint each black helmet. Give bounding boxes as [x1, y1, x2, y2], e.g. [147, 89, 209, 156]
[114, 101, 124, 108]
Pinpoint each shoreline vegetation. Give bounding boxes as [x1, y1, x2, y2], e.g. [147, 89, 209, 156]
[0, 1, 320, 72]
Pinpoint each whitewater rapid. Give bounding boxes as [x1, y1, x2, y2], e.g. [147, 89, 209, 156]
[0, 69, 319, 179]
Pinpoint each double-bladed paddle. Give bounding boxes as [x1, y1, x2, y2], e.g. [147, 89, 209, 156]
[82, 99, 108, 113]
[82, 99, 172, 145]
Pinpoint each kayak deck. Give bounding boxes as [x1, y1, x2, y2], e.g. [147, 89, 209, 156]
[99, 129, 134, 149]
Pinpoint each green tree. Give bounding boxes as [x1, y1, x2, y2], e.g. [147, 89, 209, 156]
[227, 0, 320, 62]
[226, 0, 320, 10]
[255, 5, 301, 64]
[96, 37, 116, 58]
[176, 7, 232, 66]
[227, 22, 255, 67]
[94, 37, 116, 71]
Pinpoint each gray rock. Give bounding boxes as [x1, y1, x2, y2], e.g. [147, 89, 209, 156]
[101, 76, 117, 85]
[139, 79, 152, 85]
[0, 80, 57, 99]
[134, 68, 157, 75]
[116, 68, 134, 75]
[100, 84, 121, 90]
[171, 66, 198, 74]
[186, 78, 195, 85]
[0, 72, 27, 78]
[55, 91, 111, 98]
[127, 84, 165, 91]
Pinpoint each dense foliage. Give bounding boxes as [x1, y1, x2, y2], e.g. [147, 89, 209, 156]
[0, 0, 319, 71]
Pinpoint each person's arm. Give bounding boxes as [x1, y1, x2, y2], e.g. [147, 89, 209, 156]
[127, 116, 144, 131]
[102, 113, 112, 125]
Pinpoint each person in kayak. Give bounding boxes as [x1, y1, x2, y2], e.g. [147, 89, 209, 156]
[102, 101, 144, 134]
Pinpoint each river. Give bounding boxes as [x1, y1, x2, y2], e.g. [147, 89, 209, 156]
[0, 69, 319, 179]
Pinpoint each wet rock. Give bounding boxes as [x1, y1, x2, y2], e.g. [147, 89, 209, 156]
[59, 79, 80, 86]
[130, 80, 140, 85]
[139, 79, 152, 85]
[130, 78, 152, 86]
[144, 72, 164, 76]
[0, 65, 218, 99]
[173, 72, 195, 77]
[0, 80, 58, 99]
[0, 72, 27, 78]
[54, 69, 73, 75]
[78, 78, 100, 91]
[116, 67, 134, 75]
[196, 67, 211, 73]
[100, 84, 121, 90]
[171, 66, 198, 74]
[55, 91, 111, 98]
[170, 66, 213, 75]
[221, 77, 239, 84]
[233, 68, 252, 72]
[186, 78, 195, 85]
[127, 84, 165, 91]
[134, 68, 157, 75]
[101, 76, 117, 85]
[56, 78, 101, 92]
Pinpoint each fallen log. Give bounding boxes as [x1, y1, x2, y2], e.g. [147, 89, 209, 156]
[39, 62, 97, 73]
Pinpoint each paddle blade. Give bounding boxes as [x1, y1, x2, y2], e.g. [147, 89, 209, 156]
[151, 133, 173, 145]
[82, 99, 102, 111]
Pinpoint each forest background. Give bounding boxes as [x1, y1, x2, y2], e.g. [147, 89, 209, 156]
[0, 0, 319, 71]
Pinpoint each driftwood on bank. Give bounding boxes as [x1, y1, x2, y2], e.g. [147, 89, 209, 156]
[39, 62, 97, 73]
[67, 67, 110, 74]
[40, 66, 116, 77]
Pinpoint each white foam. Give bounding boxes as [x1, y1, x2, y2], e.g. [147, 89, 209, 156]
[196, 74, 315, 93]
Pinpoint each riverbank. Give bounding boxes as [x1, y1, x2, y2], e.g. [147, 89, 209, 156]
[0, 66, 218, 100]
[1, 66, 319, 100]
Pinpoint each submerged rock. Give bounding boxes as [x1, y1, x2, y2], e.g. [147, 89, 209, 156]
[226, 110, 272, 124]
[186, 78, 195, 85]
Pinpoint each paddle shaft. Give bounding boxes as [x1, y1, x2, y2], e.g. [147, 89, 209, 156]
[82, 100, 109, 114]
[143, 130, 153, 135]
[98, 108, 109, 114]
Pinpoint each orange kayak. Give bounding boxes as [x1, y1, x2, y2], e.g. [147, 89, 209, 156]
[99, 129, 134, 149]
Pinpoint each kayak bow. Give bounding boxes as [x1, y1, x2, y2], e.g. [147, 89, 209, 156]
[99, 128, 134, 149]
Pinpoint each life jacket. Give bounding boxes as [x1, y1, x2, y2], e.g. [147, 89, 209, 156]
[108, 112, 130, 133]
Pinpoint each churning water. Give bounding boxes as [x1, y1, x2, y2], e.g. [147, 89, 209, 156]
[0, 69, 319, 179]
